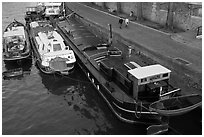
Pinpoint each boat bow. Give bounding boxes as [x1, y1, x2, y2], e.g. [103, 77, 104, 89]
[149, 94, 202, 116]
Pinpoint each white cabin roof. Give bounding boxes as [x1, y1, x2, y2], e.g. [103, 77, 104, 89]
[128, 64, 171, 79]
[3, 26, 25, 38]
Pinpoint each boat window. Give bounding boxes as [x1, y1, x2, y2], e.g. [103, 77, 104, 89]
[149, 75, 160, 81]
[163, 73, 168, 77]
[53, 6, 59, 8]
[53, 43, 62, 51]
[141, 78, 147, 83]
[47, 6, 52, 9]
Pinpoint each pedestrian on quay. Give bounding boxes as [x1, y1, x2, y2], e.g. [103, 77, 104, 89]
[125, 18, 129, 28]
[130, 11, 133, 17]
[118, 17, 123, 29]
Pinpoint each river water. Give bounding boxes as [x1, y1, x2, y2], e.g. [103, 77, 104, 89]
[2, 2, 146, 135]
[2, 2, 201, 135]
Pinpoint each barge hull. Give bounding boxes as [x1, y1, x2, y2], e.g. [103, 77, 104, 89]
[57, 19, 163, 125]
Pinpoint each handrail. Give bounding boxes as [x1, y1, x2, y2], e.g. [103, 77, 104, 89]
[160, 88, 180, 97]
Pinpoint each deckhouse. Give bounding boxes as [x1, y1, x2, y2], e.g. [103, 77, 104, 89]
[128, 64, 171, 100]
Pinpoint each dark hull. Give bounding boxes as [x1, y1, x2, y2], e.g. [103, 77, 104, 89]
[3, 20, 31, 61]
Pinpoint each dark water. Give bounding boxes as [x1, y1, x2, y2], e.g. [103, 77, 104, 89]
[2, 2, 201, 135]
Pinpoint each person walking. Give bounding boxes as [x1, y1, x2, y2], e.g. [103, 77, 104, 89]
[118, 17, 123, 29]
[125, 18, 129, 27]
[130, 11, 133, 17]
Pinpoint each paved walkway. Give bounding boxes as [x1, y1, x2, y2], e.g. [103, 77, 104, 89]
[65, 2, 202, 74]
[171, 30, 202, 50]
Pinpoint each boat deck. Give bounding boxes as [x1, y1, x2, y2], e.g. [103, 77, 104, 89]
[58, 18, 154, 80]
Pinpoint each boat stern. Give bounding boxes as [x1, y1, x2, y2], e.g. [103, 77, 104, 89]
[41, 50, 76, 74]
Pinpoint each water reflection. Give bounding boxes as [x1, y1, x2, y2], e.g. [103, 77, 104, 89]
[39, 64, 113, 134]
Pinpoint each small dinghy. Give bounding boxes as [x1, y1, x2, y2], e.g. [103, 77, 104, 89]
[149, 94, 202, 116]
[3, 68, 23, 78]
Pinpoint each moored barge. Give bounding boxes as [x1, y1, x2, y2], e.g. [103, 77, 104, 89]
[56, 13, 201, 134]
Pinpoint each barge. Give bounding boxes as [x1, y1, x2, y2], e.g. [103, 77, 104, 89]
[3, 20, 31, 61]
[56, 13, 202, 134]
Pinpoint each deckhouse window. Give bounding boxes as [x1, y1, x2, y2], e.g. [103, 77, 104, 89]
[163, 73, 168, 78]
[149, 75, 160, 81]
[141, 78, 147, 83]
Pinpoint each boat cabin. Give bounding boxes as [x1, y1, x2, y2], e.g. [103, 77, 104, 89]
[44, 2, 62, 17]
[128, 64, 171, 101]
[3, 26, 26, 52]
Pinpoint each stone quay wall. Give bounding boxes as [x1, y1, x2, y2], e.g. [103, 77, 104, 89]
[95, 2, 202, 31]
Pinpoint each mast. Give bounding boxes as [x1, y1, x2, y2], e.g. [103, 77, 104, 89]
[63, 2, 65, 17]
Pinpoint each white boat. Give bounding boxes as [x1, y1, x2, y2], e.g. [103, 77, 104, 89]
[29, 21, 76, 75]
